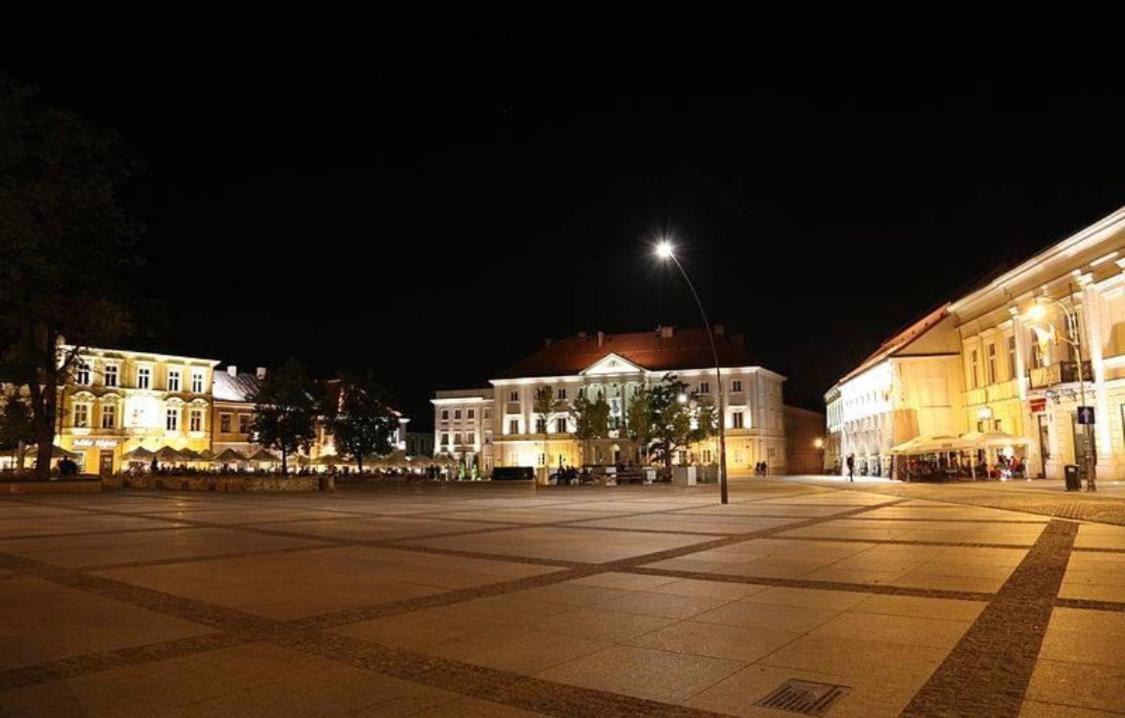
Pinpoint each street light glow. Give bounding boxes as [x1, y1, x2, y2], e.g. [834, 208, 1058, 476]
[1027, 302, 1047, 322]
[655, 240, 675, 259]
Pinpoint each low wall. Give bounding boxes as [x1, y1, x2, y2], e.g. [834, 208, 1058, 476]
[0, 476, 103, 495]
[115, 474, 333, 493]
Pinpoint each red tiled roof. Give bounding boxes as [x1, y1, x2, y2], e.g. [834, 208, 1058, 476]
[495, 328, 756, 379]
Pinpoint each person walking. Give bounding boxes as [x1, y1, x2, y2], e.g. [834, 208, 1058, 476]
[846, 454, 855, 482]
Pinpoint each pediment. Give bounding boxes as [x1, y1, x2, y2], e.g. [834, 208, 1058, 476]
[579, 353, 645, 376]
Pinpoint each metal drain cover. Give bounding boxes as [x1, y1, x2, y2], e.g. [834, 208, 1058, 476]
[755, 679, 850, 715]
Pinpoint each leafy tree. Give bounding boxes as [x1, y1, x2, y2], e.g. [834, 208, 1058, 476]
[327, 371, 398, 473]
[624, 386, 652, 462]
[0, 388, 34, 472]
[0, 80, 141, 479]
[633, 374, 718, 474]
[570, 391, 609, 466]
[251, 359, 318, 474]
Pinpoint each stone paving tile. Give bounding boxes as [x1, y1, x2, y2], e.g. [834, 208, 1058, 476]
[568, 514, 800, 535]
[247, 515, 508, 542]
[0, 577, 213, 672]
[0, 513, 190, 539]
[1025, 659, 1125, 714]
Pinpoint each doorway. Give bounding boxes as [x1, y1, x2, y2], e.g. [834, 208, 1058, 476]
[1036, 414, 1049, 479]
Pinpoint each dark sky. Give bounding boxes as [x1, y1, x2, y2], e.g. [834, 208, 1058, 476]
[8, 10, 1125, 421]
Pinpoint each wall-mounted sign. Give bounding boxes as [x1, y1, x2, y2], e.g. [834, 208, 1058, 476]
[73, 438, 119, 449]
[1030, 398, 1047, 414]
[1078, 406, 1096, 425]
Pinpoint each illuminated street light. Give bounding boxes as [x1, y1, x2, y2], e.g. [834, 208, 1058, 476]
[654, 237, 730, 505]
[677, 393, 688, 404]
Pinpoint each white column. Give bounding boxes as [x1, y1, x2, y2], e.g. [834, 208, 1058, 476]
[1082, 281, 1115, 472]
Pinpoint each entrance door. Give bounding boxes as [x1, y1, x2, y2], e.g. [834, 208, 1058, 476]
[1036, 414, 1049, 478]
[98, 450, 114, 478]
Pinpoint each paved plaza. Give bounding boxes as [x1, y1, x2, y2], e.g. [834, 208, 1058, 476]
[2, 478, 1125, 716]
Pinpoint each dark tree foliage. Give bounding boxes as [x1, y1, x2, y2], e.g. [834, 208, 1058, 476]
[0, 388, 35, 470]
[628, 374, 717, 473]
[251, 359, 318, 474]
[0, 79, 141, 478]
[570, 392, 610, 466]
[327, 371, 398, 472]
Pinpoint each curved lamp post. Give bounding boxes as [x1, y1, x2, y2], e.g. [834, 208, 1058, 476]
[1026, 288, 1096, 492]
[655, 240, 729, 504]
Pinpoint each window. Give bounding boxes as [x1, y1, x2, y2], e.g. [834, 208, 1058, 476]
[220, 413, 232, 432]
[732, 411, 744, 428]
[699, 381, 710, 393]
[454, 409, 462, 420]
[538, 453, 546, 467]
[167, 369, 181, 392]
[75, 362, 91, 385]
[467, 409, 475, 419]
[508, 419, 519, 434]
[969, 350, 979, 389]
[1007, 336, 1017, 379]
[238, 414, 250, 434]
[191, 370, 204, 393]
[702, 449, 713, 464]
[994, 419, 1002, 431]
[558, 388, 567, 400]
[731, 379, 742, 392]
[190, 409, 203, 432]
[986, 344, 997, 385]
[104, 364, 118, 387]
[166, 408, 179, 431]
[556, 418, 567, 433]
[466, 432, 475, 444]
[441, 410, 449, 420]
[483, 408, 491, 419]
[1031, 332, 1047, 368]
[441, 432, 449, 445]
[137, 366, 151, 389]
[509, 390, 519, 402]
[100, 403, 116, 429]
[578, 388, 585, 399]
[453, 433, 462, 445]
[535, 418, 547, 433]
[73, 403, 89, 428]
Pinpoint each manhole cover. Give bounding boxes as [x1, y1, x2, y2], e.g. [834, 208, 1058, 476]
[755, 678, 850, 715]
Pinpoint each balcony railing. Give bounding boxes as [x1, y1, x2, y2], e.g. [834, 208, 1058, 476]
[1029, 360, 1093, 390]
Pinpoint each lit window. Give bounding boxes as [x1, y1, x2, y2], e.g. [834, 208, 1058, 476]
[191, 370, 204, 393]
[101, 404, 116, 429]
[220, 413, 232, 432]
[732, 411, 744, 428]
[104, 365, 118, 387]
[73, 403, 89, 428]
[441, 410, 449, 420]
[190, 409, 203, 432]
[167, 369, 181, 392]
[731, 380, 742, 392]
[137, 367, 151, 389]
[166, 408, 179, 431]
[238, 414, 250, 434]
[75, 362, 91, 385]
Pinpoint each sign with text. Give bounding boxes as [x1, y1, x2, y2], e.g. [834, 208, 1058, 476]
[1030, 398, 1046, 413]
[1078, 406, 1096, 425]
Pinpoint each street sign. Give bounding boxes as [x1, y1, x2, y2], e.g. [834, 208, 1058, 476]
[1078, 406, 1096, 425]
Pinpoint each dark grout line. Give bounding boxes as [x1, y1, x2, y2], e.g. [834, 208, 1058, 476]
[1054, 597, 1125, 613]
[900, 519, 1078, 718]
[769, 535, 1037, 550]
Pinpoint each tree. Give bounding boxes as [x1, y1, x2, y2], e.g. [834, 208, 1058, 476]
[533, 385, 566, 477]
[633, 374, 718, 474]
[327, 371, 398, 473]
[0, 80, 140, 479]
[0, 388, 34, 472]
[251, 359, 318, 474]
[570, 391, 609, 466]
[624, 386, 652, 463]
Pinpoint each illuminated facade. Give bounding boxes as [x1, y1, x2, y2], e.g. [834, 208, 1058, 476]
[829, 206, 1125, 481]
[434, 327, 788, 476]
[58, 346, 220, 473]
[211, 366, 265, 458]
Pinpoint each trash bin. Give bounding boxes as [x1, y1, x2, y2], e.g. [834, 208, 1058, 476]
[1064, 464, 1081, 491]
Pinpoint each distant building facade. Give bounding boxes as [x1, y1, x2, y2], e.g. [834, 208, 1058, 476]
[783, 405, 826, 474]
[434, 326, 790, 476]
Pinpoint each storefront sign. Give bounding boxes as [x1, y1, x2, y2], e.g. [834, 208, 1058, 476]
[1030, 398, 1046, 413]
[73, 438, 119, 449]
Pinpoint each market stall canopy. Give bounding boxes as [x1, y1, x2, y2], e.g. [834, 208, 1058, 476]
[959, 431, 1032, 449]
[888, 435, 968, 455]
[248, 449, 279, 463]
[155, 446, 184, 462]
[213, 448, 247, 463]
[194, 449, 215, 461]
[47, 445, 83, 459]
[313, 453, 349, 465]
[122, 446, 156, 461]
[432, 453, 460, 466]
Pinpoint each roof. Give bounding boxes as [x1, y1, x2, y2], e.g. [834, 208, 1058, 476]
[212, 370, 262, 403]
[833, 304, 950, 388]
[494, 328, 758, 379]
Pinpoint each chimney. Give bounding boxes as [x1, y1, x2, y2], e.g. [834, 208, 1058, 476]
[226, 365, 237, 377]
[597, 330, 605, 347]
[660, 325, 675, 339]
[577, 331, 587, 340]
[256, 367, 267, 380]
[713, 324, 725, 336]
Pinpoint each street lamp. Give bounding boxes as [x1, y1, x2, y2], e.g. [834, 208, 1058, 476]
[1025, 289, 1096, 492]
[654, 239, 730, 504]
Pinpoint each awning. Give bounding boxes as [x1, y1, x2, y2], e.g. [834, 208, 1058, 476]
[248, 449, 279, 463]
[213, 448, 248, 463]
[888, 435, 969, 455]
[122, 446, 156, 461]
[959, 431, 1032, 450]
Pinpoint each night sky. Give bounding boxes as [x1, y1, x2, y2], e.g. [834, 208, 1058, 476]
[8, 10, 1125, 423]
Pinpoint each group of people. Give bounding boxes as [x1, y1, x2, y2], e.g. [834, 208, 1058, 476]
[753, 462, 770, 476]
